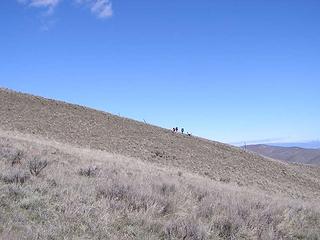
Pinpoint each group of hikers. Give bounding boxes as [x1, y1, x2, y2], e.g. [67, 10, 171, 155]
[172, 127, 191, 136]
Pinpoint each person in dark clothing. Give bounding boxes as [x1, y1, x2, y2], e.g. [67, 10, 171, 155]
[181, 128, 184, 134]
[176, 127, 178, 132]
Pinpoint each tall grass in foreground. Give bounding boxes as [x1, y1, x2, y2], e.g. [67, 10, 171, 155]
[0, 137, 319, 239]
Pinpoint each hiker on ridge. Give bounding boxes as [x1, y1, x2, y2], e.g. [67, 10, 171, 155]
[181, 128, 184, 134]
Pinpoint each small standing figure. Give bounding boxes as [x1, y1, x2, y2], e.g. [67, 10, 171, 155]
[172, 127, 176, 132]
[181, 128, 184, 134]
[175, 127, 178, 132]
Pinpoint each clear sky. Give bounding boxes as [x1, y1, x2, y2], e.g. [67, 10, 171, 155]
[1, 0, 320, 144]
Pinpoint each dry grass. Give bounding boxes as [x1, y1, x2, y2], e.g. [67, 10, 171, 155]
[0, 132, 319, 239]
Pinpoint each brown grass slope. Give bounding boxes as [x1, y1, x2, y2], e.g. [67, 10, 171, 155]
[1, 131, 320, 239]
[247, 144, 320, 166]
[1, 88, 320, 200]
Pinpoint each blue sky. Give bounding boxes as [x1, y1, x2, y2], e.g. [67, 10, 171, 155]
[1, 0, 320, 144]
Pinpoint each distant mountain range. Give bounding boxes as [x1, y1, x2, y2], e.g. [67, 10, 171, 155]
[246, 144, 320, 166]
[265, 141, 320, 149]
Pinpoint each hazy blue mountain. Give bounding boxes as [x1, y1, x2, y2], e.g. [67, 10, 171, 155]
[247, 144, 320, 166]
[267, 141, 320, 149]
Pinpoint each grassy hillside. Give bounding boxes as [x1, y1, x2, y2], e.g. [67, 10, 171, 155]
[0, 130, 319, 239]
[1, 88, 320, 200]
[1, 88, 320, 239]
[247, 144, 320, 166]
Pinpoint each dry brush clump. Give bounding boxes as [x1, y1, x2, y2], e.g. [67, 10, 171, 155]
[164, 217, 207, 240]
[28, 158, 48, 176]
[78, 165, 99, 177]
[0, 168, 30, 185]
[0, 147, 24, 166]
[95, 175, 176, 217]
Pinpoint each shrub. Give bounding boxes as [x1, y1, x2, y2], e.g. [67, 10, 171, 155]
[7, 185, 26, 201]
[28, 158, 48, 176]
[153, 183, 176, 196]
[164, 218, 207, 240]
[1, 169, 30, 184]
[97, 182, 130, 201]
[0, 147, 23, 165]
[214, 218, 238, 239]
[78, 166, 99, 177]
[11, 150, 23, 166]
[157, 199, 173, 216]
[219, 177, 231, 183]
[193, 188, 209, 202]
[47, 178, 57, 187]
[196, 199, 214, 219]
